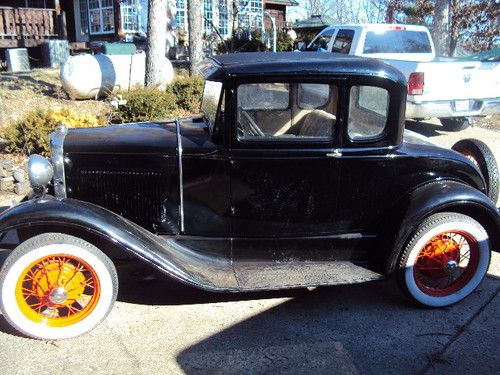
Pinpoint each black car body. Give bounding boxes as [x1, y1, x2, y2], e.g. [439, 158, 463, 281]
[0, 52, 499, 339]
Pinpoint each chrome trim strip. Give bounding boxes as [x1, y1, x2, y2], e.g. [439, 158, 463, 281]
[50, 124, 68, 198]
[175, 118, 185, 233]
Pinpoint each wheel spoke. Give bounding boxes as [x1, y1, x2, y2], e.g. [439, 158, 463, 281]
[15, 252, 102, 328]
[64, 264, 85, 287]
[414, 229, 480, 296]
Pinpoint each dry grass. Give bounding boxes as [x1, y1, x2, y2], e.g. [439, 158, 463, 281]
[475, 114, 500, 132]
[0, 68, 113, 131]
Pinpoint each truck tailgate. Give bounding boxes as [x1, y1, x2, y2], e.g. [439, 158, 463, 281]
[419, 61, 499, 101]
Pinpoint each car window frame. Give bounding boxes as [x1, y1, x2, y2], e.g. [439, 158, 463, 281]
[231, 77, 343, 149]
[331, 29, 355, 54]
[347, 84, 390, 143]
[341, 75, 402, 148]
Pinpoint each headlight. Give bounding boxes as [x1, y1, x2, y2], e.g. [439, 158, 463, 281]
[28, 154, 53, 191]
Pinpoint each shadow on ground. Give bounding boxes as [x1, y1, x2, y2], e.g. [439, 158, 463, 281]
[115, 261, 309, 306]
[405, 120, 447, 137]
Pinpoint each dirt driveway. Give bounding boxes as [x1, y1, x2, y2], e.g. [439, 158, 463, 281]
[0, 119, 499, 375]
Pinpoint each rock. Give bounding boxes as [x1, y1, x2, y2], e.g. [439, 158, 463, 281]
[0, 176, 14, 191]
[0, 159, 15, 171]
[14, 181, 30, 195]
[0, 168, 10, 178]
[12, 168, 26, 182]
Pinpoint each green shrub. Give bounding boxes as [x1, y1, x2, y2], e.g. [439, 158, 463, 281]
[277, 31, 293, 52]
[167, 76, 204, 113]
[216, 30, 267, 54]
[116, 86, 178, 123]
[5, 108, 104, 156]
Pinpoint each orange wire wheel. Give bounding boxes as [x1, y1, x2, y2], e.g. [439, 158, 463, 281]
[413, 231, 479, 297]
[398, 212, 490, 307]
[1, 233, 118, 339]
[15, 254, 101, 327]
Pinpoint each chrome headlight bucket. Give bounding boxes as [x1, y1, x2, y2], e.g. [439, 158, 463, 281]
[28, 154, 53, 192]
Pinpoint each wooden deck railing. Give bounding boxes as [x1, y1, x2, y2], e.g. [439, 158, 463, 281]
[0, 7, 60, 48]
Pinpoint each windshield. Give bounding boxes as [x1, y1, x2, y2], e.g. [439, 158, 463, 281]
[201, 80, 223, 130]
[363, 30, 432, 54]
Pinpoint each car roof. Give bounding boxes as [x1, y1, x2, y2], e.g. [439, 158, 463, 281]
[203, 52, 407, 86]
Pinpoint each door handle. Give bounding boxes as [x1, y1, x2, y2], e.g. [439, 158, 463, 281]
[326, 150, 342, 158]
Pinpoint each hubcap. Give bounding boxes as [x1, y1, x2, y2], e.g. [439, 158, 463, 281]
[49, 287, 68, 304]
[15, 254, 101, 327]
[413, 231, 479, 297]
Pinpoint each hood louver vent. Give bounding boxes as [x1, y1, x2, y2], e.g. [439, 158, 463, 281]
[74, 170, 168, 223]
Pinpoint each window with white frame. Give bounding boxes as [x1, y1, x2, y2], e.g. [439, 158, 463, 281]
[238, 0, 262, 29]
[121, 0, 140, 32]
[176, 0, 188, 31]
[204, 0, 213, 35]
[88, 0, 115, 34]
[218, 1, 228, 37]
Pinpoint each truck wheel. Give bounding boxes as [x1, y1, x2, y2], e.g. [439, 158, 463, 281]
[452, 138, 499, 203]
[0, 233, 118, 340]
[397, 213, 490, 308]
[440, 117, 470, 131]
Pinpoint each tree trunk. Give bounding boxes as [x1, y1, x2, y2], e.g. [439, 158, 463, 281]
[146, 0, 167, 89]
[433, 0, 449, 57]
[188, 0, 204, 76]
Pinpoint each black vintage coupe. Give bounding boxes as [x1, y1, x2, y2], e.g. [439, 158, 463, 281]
[0, 53, 499, 340]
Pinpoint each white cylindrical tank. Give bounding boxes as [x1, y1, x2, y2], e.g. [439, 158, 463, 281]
[60, 51, 174, 99]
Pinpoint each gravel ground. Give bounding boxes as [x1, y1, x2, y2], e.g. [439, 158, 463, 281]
[0, 119, 499, 374]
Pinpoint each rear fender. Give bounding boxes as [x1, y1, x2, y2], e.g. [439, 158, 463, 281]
[386, 180, 500, 274]
[0, 197, 237, 291]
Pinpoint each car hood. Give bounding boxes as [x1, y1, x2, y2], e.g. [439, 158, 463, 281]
[63, 121, 178, 154]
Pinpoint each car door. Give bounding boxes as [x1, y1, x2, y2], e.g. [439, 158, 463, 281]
[228, 80, 377, 289]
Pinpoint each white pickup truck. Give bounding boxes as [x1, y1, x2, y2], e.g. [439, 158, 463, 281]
[306, 24, 500, 131]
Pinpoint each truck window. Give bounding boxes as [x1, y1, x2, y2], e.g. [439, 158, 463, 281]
[363, 30, 432, 54]
[307, 29, 335, 52]
[348, 86, 389, 141]
[331, 29, 354, 54]
[237, 83, 337, 141]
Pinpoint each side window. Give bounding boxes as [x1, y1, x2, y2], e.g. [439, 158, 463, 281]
[348, 86, 389, 141]
[238, 83, 289, 110]
[298, 83, 329, 109]
[331, 29, 354, 54]
[307, 29, 335, 51]
[237, 83, 337, 141]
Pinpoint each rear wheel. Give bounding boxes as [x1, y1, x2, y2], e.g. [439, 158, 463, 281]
[397, 213, 490, 308]
[440, 117, 470, 131]
[0, 233, 118, 339]
[452, 138, 499, 203]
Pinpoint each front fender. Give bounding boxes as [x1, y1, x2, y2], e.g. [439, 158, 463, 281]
[0, 197, 238, 291]
[386, 180, 500, 274]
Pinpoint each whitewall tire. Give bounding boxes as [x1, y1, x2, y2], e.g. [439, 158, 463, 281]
[397, 213, 490, 308]
[0, 233, 118, 340]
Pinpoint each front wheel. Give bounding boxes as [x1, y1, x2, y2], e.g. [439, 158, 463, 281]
[0, 233, 118, 340]
[397, 213, 490, 308]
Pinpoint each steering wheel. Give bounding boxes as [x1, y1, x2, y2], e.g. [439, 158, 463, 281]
[241, 110, 265, 137]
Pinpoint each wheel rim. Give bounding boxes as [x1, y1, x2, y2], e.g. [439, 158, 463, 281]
[15, 254, 101, 327]
[413, 231, 479, 297]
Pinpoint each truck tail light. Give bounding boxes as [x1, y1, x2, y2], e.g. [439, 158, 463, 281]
[408, 72, 424, 95]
